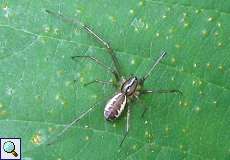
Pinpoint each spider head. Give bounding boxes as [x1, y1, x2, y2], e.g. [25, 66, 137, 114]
[121, 76, 138, 96]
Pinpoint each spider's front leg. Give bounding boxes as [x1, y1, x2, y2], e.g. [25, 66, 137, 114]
[46, 9, 122, 81]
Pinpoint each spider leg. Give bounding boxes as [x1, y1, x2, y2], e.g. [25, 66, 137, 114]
[138, 99, 149, 118]
[136, 89, 182, 117]
[84, 79, 115, 87]
[47, 101, 102, 146]
[140, 89, 182, 95]
[46, 10, 122, 81]
[120, 105, 130, 146]
[140, 51, 166, 84]
[141, 106, 148, 118]
[134, 95, 148, 118]
[72, 55, 119, 81]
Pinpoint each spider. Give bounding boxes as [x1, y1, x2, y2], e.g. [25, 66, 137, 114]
[46, 10, 182, 146]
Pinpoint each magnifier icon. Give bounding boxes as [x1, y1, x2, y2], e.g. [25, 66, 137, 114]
[3, 141, 18, 157]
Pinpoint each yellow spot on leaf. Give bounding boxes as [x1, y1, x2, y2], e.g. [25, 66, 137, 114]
[202, 30, 208, 36]
[206, 62, 211, 68]
[169, 27, 174, 33]
[131, 59, 135, 65]
[180, 18, 185, 23]
[214, 31, 219, 36]
[55, 94, 68, 107]
[198, 80, 202, 86]
[129, 9, 134, 14]
[108, 16, 116, 23]
[53, 28, 59, 35]
[55, 94, 60, 100]
[179, 66, 184, 72]
[192, 80, 196, 85]
[3, 6, 8, 11]
[76, 9, 81, 14]
[182, 128, 187, 133]
[56, 69, 64, 76]
[165, 127, 169, 132]
[195, 9, 199, 13]
[80, 77, 84, 83]
[208, 17, 213, 22]
[217, 42, 223, 47]
[183, 101, 188, 107]
[65, 81, 71, 87]
[6, 87, 15, 96]
[184, 22, 189, 27]
[138, 1, 144, 6]
[175, 44, 181, 48]
[48, 127, 53, 133]
[2, 5, 10, 18]
[74, 28, 81, 35]
[171, 57, 176, 64]
[156, 32, 160, 37]
[218, 65, 224, 71]
[35, 95, 42, 101]
[195, 106, 201, 112]
[44, 26, 50, 33]
[31, 132, 42, 145]
[0, 110, 7, 116]
[91, 95, 97, 99]
[132, 144, 137, 150]
[77, 72, 81, 77]
[217, 22, 221, 27]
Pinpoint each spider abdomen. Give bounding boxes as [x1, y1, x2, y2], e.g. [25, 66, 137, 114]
[104, 92, 127, 120]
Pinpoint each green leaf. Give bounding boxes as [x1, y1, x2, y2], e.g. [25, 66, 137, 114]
[0, 0, 229, 159]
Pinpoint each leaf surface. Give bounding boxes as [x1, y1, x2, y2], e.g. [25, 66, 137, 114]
[0, 0, 229, 160]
